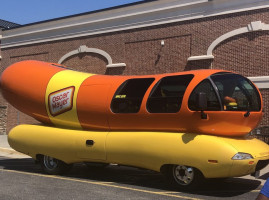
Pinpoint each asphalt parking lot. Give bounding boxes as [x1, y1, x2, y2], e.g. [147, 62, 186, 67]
[0, 155, 268, 200]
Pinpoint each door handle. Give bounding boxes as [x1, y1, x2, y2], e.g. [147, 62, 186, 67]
[86, 140, 94, 146]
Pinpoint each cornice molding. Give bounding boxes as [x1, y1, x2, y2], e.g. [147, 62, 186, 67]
[1, 0, 269, 49]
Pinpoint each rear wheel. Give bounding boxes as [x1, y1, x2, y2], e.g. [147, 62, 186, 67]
[165, 165, 204, 190]
[40, 155, 72, 175]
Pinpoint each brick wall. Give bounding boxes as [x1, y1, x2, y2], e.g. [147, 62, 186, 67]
[124, 35, 191, 75]
[0, 40, 7, 134]
[0, 104, 7, 135]
[1, 7, 269, 134]
[260, 89, 269, 127]
[213, 31, 269, 76]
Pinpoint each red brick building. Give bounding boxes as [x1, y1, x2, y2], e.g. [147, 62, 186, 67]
[0, 19, 19, 134]
[1, 0, 269, 135]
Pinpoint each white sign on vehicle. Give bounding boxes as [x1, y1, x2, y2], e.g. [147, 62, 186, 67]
[48, 86, 75, 116]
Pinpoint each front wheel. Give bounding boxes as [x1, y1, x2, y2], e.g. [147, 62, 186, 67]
[165, 165, 204, 190]
[40, 155, 72, 175]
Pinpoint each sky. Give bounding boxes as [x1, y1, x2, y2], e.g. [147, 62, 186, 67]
[0, 0, 144, 25]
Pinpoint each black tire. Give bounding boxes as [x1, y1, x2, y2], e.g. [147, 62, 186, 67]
[40, 155, 72, 175]
[164, 165, 204, 190]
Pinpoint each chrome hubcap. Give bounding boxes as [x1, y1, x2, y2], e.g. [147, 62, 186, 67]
[43, 156, 58, 170]
[173, 165, 194, 185]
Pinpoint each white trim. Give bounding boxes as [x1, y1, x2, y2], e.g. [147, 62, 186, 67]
[58, 45, 126, 69]
[188, 21, 269, 61]
[187, 55, 214, 61]
[1, 0, 269, 49]
[207, 21, 269, 56]
[106, 63, 126, 68]
[58, 45, 113, 64]
[248, 76, 269, 89]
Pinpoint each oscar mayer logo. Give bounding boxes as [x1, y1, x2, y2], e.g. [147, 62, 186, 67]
[48, 86, 75, 116]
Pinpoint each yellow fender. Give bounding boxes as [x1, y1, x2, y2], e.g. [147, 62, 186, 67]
[8, 124, 269, 178]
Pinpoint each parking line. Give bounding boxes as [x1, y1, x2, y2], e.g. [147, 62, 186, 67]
[251, 190, 260, 193]
[157, 191, 183, 194]
[1, 169, 203, 200]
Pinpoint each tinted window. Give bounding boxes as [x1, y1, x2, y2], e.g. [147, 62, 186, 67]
[188, 79, 221, 111]
[211, 73, 261, 111]
[147, 75, 194, 113]
[111, 78, 154, 113]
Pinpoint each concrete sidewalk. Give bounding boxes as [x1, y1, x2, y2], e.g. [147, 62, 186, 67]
[0, 135, 29, 158]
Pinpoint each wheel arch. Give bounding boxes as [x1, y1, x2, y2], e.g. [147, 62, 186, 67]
[160, 164, 205, 177]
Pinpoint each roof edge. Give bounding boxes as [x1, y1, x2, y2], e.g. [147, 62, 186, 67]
[2, 0, 153, 31]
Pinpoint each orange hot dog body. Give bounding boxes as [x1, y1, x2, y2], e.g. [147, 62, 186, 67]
[0, 60, 263, 136]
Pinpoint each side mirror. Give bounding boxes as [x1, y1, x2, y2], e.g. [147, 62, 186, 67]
[197, 92, 207, 110]
[196, 92, 208, 119]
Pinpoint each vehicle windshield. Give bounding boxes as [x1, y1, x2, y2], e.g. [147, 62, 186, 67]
[210, 73, 261, 111]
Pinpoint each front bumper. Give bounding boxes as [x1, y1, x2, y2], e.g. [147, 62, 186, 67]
[229, 157, 269, 178]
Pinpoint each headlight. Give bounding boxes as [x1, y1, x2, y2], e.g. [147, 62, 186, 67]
[232, 153, 253, 160]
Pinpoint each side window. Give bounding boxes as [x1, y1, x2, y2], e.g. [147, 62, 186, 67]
[188, 79, 221, 111]
[111, 78, 155, 113]
[147, 75, 194, 113]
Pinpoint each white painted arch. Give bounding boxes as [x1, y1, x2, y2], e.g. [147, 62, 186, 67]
[187, 21, 269, 89]
[58, 45, 126, 68]
[188, 21, 269, 61]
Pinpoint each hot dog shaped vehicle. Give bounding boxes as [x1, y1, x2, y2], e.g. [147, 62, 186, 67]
[1, 60, 269, 190]
[0, 60, 263, 136]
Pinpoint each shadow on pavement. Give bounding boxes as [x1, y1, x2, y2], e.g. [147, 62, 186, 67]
[0, 157, 262, 198]
[259, 172, 269, 180]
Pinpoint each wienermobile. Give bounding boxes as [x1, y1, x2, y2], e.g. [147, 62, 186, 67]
[1, 60, 269, 189]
